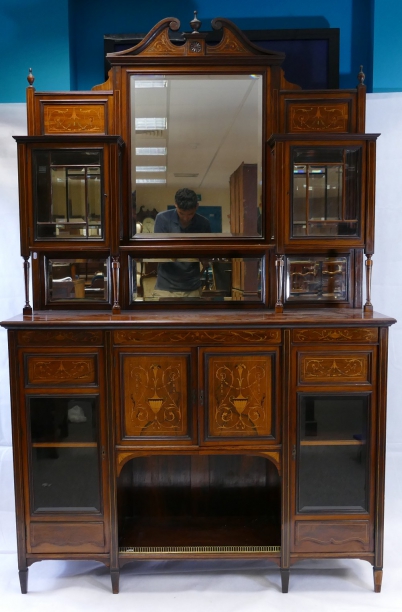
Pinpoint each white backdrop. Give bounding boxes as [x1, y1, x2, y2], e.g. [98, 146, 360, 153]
[0, 98, 401, 607]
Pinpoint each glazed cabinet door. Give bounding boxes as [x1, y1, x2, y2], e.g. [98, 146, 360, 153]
[289, 331, 378, 555]
[17, 344, 109, 554]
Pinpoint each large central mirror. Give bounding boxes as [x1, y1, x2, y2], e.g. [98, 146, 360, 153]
[130, 74, 263, 237]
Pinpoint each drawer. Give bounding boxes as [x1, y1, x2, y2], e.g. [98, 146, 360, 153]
[292, 328, 378, 344]
[17, 330, 103, 347]
[113, 328, 281, 346]
[25, 354, 98, 387]
[29, 521, 105, 553]
[293, 520, 372, 553]
[298, 351, 372, 385]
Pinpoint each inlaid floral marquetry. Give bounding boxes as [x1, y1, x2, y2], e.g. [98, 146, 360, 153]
[298, 353, 370, 384]
[43, 104, 106, 134]
[26, 355, 97, 386]
[122, 355, 189, 438]
[206, 354, 273, 438]
[288, 103, 350, 132]
[114, 329, 280, 345]
[292, 328, 378, 344]
[18, 330, 103, 346]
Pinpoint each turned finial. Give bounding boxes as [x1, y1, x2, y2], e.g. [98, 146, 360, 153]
[190, 11, 201, 33]
[27, 67, 35, 87]
[358, 65, 365, 85]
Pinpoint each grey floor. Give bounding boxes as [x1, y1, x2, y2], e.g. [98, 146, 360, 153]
[0, 445, 401, 611]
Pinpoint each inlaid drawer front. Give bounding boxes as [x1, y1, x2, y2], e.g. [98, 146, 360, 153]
[18, 330, 103, 347]
[294, 520, 371, 553]
[29, 521, 105, 553]
[26, 354, 97, 386]
[205, 353, 274, 439]
[121, 354, 190, 439]
[42, 103, 106, 134]
[298, 352, 371, 385]
[113, 328, 281, 346]
[292, 328, 378, 344]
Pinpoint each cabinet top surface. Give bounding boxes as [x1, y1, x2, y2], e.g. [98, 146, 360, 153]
[1, 309, 396, 329]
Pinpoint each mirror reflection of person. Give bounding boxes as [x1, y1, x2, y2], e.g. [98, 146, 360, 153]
[152, 188, 211, 299]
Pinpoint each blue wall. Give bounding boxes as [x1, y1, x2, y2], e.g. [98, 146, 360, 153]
[0, 0, 397, 102]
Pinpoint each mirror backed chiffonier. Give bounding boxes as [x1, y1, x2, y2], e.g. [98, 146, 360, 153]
[1, 15, 395, 594]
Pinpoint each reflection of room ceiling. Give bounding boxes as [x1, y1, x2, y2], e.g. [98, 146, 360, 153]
[131, 76, 262, 189]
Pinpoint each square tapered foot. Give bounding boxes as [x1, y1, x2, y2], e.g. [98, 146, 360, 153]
[281, 568, 290, 593]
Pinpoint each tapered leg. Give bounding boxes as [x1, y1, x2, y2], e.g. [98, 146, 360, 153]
[19, 568, 28, 594]
[373, 567, 383, 593]
[281, 568, 290, 593]
[111, 569, 120, 594]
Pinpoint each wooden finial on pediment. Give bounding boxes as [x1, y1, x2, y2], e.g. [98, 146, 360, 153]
[358, 65, 365, 85]
[27, 67, 35, 87]
[190, 11, 202, 33]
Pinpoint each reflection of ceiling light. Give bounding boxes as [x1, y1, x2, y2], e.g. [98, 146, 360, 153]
[136, 147, 167, 155]
[174, 173, 199, 178]
[136, 166, 166, 172]
[135, 118, 167, 130]
[134, 80, 167, 88]
[136, 179, 167, 184]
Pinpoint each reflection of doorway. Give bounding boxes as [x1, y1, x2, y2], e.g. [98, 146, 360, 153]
[168, 205, 222, 233]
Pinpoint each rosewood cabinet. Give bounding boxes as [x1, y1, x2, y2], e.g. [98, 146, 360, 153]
[1, 15, 395, 595]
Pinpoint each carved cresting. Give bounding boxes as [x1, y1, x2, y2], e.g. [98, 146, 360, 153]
[27, 356, 96, 385]
[43, 105, 106, 134]
[208, 355, 272, 437]
[123, 355, 188, 437]
[288, 103, 350, 132]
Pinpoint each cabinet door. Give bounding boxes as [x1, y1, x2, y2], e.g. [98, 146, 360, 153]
[200, 347, 279, 445]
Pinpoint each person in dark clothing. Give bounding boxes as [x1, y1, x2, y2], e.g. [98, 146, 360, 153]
[152, 188, 211, 298]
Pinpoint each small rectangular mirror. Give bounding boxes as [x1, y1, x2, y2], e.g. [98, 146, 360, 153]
[46, 257, 109, 302]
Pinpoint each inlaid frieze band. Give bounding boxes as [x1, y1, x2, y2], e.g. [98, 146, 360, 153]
[114, 329, 281, 345]
[292, 328, 378, 343]
[18, 330, 103, 346]
[43, 104, 106, 134]
[288, 102, 350, 132]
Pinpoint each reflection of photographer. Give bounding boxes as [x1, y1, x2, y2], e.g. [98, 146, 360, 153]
[152, 188, 211, 298]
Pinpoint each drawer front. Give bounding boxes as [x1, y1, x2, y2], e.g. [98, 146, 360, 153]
[298, 352, 372, 385]
[25, 354, 98, 387]
[119, 352, 192, 442]
[29, 521, 106, 553]
[203, 350, 278, 442]
[293, 520, 372, 553]
[292, 328, 378, 344]
[17, 330, 103, 347]
[113, 328, 281, 346]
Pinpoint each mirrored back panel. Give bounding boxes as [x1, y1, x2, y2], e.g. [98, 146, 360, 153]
[45, 257, 110, 303]
[130, 257, 263, 303]
[130, 74, 263, 238]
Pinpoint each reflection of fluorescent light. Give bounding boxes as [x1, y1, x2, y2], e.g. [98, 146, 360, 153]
[136, 147, 167, 155]
[136, 179, 167, 184]
[135, 118, 167, 130]
[136, 166, 166, 172]
[134, 80, 167, 88]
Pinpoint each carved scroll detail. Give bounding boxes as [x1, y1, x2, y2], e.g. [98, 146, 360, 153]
[293, 328, 378, 343]
[289, 103, 349, 132]
[114, 329, 280, 345]
[43, 105, 105, 134]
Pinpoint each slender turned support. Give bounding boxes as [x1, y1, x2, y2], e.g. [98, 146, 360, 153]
[112, 257, 121, 314]
[19, 568, 28, 594]
[111, 569, 120, 594]
[364, 255, 373, 313]
[373, 567, 383, 593]
[22, 256, 32, 315]
[281, 568, 290, 593]
[275, 255, 284, 313]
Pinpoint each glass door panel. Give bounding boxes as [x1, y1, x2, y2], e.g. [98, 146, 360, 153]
[297, 394, 369, 513]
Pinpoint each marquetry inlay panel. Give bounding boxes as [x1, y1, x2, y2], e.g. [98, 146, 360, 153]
[206, 354, 273, 438]
[43, 104, 106, 134]
[292, 328, 378, 344]
[287, 102, 350, 132]
[294, 521, 371, 552]
[18, 330, 103, 347]
[298, 352, 371, 384]
[122, 354, 189, 438]
[114, 329, 281, 346]
[26, 355, 97, 386]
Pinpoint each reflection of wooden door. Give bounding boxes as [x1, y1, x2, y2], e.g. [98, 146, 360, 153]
[229, 162, 257, 235]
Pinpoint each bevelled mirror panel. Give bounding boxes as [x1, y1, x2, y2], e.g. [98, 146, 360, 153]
[130, 74, 263, 238]
[285, 255, 349, 303]
[130, 257, 263, 302]
[45, 257, 110, 302]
